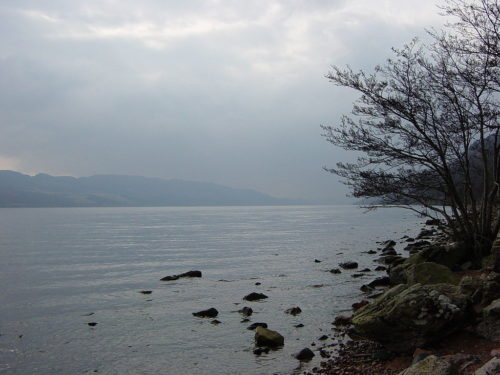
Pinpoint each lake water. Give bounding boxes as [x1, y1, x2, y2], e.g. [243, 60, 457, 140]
[0, 205, 424, 375]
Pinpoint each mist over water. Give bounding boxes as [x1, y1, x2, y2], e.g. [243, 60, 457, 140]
[0, 206, 423, 375]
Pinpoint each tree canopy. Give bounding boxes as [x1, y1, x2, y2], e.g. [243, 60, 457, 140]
[323, 0, 499, 258]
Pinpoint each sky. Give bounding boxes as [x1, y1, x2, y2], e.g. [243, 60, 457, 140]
[0, 0, 447, 203]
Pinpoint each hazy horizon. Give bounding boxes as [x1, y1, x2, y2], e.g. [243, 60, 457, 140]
[0, 0, 446, 204]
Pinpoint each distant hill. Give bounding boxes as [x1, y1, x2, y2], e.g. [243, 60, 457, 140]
[0, 171, 303, 207]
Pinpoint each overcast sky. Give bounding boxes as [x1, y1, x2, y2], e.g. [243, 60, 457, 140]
[0, 0, 447, 203]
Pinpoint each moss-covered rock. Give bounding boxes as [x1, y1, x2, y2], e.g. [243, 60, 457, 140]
[398, 355, 458, 375]
[389, 261, 459, 286]
[254, 326, 284, 347]
[476, 298, 500, 342]
[459, 274, 500, 312]
[352, 283, 469, 352]
[406, 262, 460, 285]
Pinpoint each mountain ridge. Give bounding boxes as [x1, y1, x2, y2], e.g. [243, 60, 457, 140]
[0, 171, 304, 207]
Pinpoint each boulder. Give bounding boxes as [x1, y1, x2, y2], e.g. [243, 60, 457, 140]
[243, 292, 268, 301]
[330, 268, 341, 274]
[352, 283, 469, 352]
[254, 326, 284, 347]
[339, 261, 358, 269]
[192, 308, 218, 318]
[459, 275, 500, 311]
[398, 355, 457, 375]
[295, 347, 315, 361]
[285, 307, 302, 316]
[390, 260, 459, 286]
[405, 263, 460, 286]
[474, 357, 500, 375]
[476, 299, 500, 342]
[417, 243, 468, 269]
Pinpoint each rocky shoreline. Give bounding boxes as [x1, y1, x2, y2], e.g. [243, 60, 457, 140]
[298, 221, 500, 375]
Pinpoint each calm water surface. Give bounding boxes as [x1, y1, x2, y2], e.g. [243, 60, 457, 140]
[0, 206, 423, 375]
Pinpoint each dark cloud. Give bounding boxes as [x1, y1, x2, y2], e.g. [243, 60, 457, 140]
[0, 0, 444, 202]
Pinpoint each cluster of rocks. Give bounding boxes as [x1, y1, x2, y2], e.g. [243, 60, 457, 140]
[317, 220, 500, 375]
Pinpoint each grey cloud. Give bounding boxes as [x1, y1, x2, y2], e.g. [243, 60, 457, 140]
[0, 0, 445, 202]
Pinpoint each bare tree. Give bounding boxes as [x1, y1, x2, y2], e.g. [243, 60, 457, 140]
[322, 0, 499, 260]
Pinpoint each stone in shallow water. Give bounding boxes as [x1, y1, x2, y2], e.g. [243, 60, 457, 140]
[254, 326, 284, 347]
[339, 261, 358, 269]
[192, 308, 218, 318]
[243, 292, 268, 301]
[295, 347, 315, 361]
[285, 307, 302, 316]
[238, 307, 253, 317]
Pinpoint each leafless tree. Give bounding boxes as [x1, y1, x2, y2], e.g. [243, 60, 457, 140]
[322, 0, 499, 260]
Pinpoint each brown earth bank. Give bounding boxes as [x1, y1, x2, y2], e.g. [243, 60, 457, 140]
[295, 225, 500, 375]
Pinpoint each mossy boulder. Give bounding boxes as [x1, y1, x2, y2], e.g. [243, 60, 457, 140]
[352, 283, 469, 352]
[390, 262, 459, 286]
[459, 274, 500, 311]
[476, 298, 500, 342]
[398, 355, 458, 375]
[406, 262, 460, 286]
[254, 326, 284, 347]
[416, 243, 469, 269]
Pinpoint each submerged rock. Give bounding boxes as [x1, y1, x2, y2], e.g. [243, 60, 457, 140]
[285, 307, 302, 316]
[253, 347, 270, 356]
[295, 347, 315, 361]
[243, 292, 268, 301]
[238, 307, 253, 317]
[255, 326, 284, 347]
[161, 270, 202, 281]
[330, 268, 341, 274]
[192, 308, 218, 318]
[339, 261, 358, 270]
